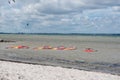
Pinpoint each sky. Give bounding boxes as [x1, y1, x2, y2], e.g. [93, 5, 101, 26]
[0, 0, 120, 33]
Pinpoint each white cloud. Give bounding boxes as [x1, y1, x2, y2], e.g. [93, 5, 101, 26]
[112, 6, 120, 11]
[0, 0, 120, 33]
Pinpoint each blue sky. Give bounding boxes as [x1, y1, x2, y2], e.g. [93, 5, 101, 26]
[0, 0, 120, 33]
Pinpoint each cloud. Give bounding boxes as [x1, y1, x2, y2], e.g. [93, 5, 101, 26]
[37, 0, 120, 14]
[0, 0, 120, 33]
[112, 6, 120, 11]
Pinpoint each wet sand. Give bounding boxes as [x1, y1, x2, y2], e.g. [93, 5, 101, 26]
[0, 34, 120, 75]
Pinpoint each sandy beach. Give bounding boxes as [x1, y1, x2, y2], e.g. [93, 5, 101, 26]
[0, 34, 120, 79]
[0, 60, 120, 80]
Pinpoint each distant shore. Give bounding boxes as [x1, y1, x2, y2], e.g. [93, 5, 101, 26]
[0, 33, 120, 37]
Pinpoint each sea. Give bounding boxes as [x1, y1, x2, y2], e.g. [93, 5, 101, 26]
[0, 33, 120, 75]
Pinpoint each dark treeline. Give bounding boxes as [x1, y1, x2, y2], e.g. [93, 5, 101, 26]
[0, 32, 120, 37]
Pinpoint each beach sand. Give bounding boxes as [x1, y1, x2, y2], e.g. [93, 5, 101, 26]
[0, 34, 120, 76]
[0, 60, 120, 80]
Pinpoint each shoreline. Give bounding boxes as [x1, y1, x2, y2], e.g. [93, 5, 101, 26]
[0, 56, 119, 76]
[0, 60, 120, 80]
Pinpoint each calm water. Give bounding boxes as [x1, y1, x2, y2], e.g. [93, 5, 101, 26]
[0, 33, 120, 75]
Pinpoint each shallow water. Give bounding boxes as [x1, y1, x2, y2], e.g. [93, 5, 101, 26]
[0, 34, 120, 75]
